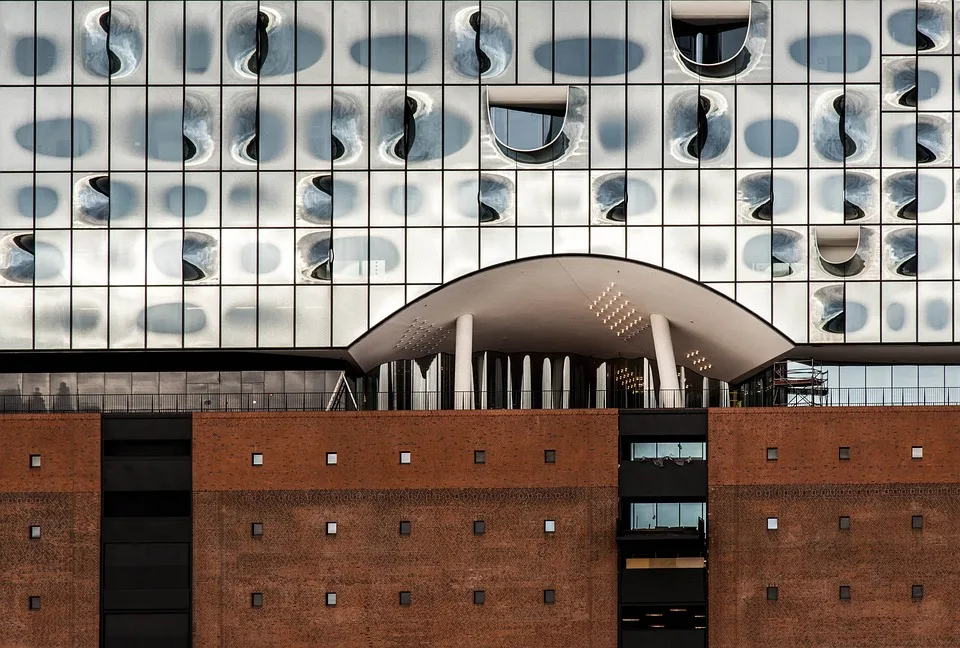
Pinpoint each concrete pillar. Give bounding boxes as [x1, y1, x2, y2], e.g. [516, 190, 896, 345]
[542, 358, 553, 409]
[651, 314, 680, 407]
[378, 363, 390, 410]
[562, 356, 571, 409]
[454, 313, 474, 409]
[521, 355, 532, 409]
[702, 376, 710, 408]
[596, 362, 607, 409]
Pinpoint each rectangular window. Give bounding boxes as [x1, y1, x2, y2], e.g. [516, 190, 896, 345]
[544, 520, 556, 533]
[912, 446, 923, 459]
[29, 525, 41, 539]
[29, 454, 41, 468]
[326, 521, 337, 535]
[399, 591, 411, 606]
[28, 596, 40, 611]
[766, 447, 778, 461]
[544, 449, 556, 464]
[326, 592, 337, 606]
[912, 585, 924, 599]
[839, 447, 851, 460]
[251, 522, 263, 537]
[766, 517, 778, 530]
[251, 592, 263, 608]
[251, 453, 263, 466]
[839, 585, 851, 600]
[474, 450, 486, 464]
[839, 516, 850, 530]
[473, 590, 485, 605]
[399, 520, 411, 535]
[912, 515, 923, 529]
[473, 520, 486, 535]
[400, 451, 411, 464]
[326, 452, 338, 465]
[543, 589, 555, 604]
[766, 586, 778, 601]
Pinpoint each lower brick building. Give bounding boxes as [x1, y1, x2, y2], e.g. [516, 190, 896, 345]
[3, 406, 960, 647]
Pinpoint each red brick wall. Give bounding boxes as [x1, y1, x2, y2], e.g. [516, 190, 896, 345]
[0, 415, 100, 648]
[193, 410, 619, 648]
[709, 407, 960, 648]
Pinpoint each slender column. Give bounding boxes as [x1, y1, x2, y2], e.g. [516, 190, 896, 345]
[454, 313, 474, 409]
[378, 363, 390, 410]
[650, 314, 681, 407]
[521, 355, 532, 409]
[562, 356, 571, 409]
[542, 358, 553, 409]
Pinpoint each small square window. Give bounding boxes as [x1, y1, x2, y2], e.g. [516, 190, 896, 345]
[251, 592, 263, 608]
[399, 520, 411, 536]
[326, 592, 337, 606]
[766, 586, 778, 601]
[326, 452, 338, 465]
[839, 586, 851, 600]
[544, 450, 556, 464]
[543, 589, 555, 604]
[912, 515, 923, 529]
[473, 520, 486, 535]
[251, 453, 263, 466]
[766, 448, 778, 461]
[326, 521, 337, 535]
[766, 517, 778, 530]
[473, 590, 485, 605]
[28, 596, 40, 611]
[544, 520, 556, 533]
[839, 516, 850, 530]
[29, 525, 41, 539]
[839, 447, 850, 460]
[400, 451, 411, 464]
[29, 454, 41, 469]
[251, 522, 263, 537]
[912, 446, 923, 459]
[474, 450, 486, 464]
[912, 585, 924, 600]
[399, 591, 411, 606]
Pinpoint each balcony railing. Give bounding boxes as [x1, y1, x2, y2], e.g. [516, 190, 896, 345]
[2, 387, 960, 414]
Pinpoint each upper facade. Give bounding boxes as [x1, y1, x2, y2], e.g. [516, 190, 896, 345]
[0, 1, 950, 365]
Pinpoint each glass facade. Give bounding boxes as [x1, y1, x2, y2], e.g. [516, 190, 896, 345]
[0, 1, 953, 354]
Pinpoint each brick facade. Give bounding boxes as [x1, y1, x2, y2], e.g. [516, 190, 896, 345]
[193, 410, 619, 648]
[708, 407, 960, 648]
[0, 415, 100, 648]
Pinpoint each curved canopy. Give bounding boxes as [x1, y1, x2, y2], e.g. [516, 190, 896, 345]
[349, 255, 794, 381]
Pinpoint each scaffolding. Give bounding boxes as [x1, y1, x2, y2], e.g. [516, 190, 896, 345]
[772, 360, 828, 406]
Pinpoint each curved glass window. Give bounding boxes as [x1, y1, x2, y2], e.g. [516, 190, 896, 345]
[487, 86, 569, 164]
[672, 0, 749, 65]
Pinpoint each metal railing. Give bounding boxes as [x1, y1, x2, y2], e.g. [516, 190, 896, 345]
[4, 387, 960, 414]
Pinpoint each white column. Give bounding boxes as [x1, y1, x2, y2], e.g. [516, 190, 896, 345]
[562, 356, 571, 409]
[378, 363, 390, 410]
[651, 313, 680, 407]
[542, 358, 553, 409]
[455, 313, 474, 409]
[480, 351, 488, 410]
[521, 355, 532, 409]
[702, 376, 710, 408]
[720, 380, 731, 407]
[596, 362, 607, 409]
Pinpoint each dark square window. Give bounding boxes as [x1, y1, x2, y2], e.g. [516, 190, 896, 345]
[912, 585, 924, 600]
[399, 591, 411, 606]
[399, 520, 411, 536]
[839, 516, 850, 530]
[912, 515, 923, 529]
[839, 586, 851, 600]
[473, 520, 486, 535]
[544, 450, 556, 464]
[251, 592, 263, 608]
[766, 447, 778, 461]
[839, 447, 851, 460]
[766, 586, 778, 601]
[543, 589, 556, 604]
[474, 450, 486, 464]
[251, 522, 263, 537]
[28, 596, 40, 611]
[473, 590, 485, 605]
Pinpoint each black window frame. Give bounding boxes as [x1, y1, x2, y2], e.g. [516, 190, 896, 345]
[766, 586, 778, 601]
[912, 515, 923, 529]
[839, 516, 851, 530]
[251, 522, 263, 537]
[543, 589, 556, 604]
[399, 520, 411, 536]
[839, 446, 851, 460]
[474, 450, 486, 464]
[544, 449, 556, 464]
[251, 592, 263, 608]
[473, 590, 486, 605]
[912, 585, 924, 600]
[839, 585, 851, 600]
[473, 520, 486, 535]
[28, 596, 40, 611]
[399, 591, 411, 606]
[766, 447, 778, 461]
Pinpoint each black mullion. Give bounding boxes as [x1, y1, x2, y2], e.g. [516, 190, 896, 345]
[180, 0, 186, 351]
[107, 0, 114, 349]
[292, 0, 298, 348]
[255, 0, 261, 349]
[31, 1, 38, 350]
